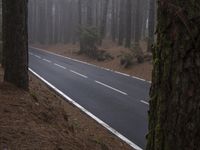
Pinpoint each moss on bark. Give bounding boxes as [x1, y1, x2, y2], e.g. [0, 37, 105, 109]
[146, 1, 200, 150]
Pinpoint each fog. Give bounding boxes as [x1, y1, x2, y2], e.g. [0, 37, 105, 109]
[28, 0, 156, 48]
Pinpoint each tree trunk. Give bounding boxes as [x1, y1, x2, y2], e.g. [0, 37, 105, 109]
[147, 0, 155, 52]
[100, 0, 109, 40]
[78, 0, 82, 26]
[111, 0, 116, 41]
[86, 0, 93, 26]
[125, 0, 132, 48]
[118, 0, 125, 45]
[3, 0, 29, 90]
[147, 1, 200, 150]
[134, 0, 140, 44]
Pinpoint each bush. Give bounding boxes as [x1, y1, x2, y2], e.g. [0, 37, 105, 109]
[118, 52, 134, 68]
[79, 27, 113, 61]
[131, 43, 144, 64]
[118, 42, 145, 68]
[79, 26, 100, 58]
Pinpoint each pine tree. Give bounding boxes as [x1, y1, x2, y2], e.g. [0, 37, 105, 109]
[125, 0, 132, 48]
[3, 0, 29, 90]
[147, 1, 200, 149]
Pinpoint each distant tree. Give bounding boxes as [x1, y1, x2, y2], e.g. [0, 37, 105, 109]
[147, 0, 200, 150]
[38, 0, 46, 44]
[125, 0, 132, 48]
[2, 0, 29, 90]
[134, 0, 140, 44]
[118, 0, 125, 45]
[100, 0, 109, 41]
[78, 0, 82, 26]
[86, 0, 93, 26]
[111, 0, 116, 41]
[46, 0, 53, 44]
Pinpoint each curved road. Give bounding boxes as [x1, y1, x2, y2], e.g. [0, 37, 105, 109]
[29, 47, 150, 150]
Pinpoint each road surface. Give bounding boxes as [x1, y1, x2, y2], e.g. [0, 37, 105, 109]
[29, 47, 150, 150]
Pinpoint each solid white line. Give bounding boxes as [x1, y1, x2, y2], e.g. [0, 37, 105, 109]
[115, 71, 130, 77]
[54, 63, 66, 69]
[104, 68, 110, 71]
[70, 70, 88, 78]
[43, 58, 51, 63]
[95, 80, 128, 96]
[30, 46, 151, 83]
[140, 100, 149, 105]
[132, 76, 146, 82]
[34, 55, 41, 59]
[28, 68, 142, 150]
[147, 81, 152, 84]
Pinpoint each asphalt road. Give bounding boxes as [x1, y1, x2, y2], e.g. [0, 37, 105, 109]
[29, 47, 150, 149]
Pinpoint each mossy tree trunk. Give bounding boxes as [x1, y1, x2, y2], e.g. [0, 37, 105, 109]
[3, 0, 29, 90]
[146, 1, 200, 150]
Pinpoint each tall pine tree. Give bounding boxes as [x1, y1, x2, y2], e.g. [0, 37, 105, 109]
[147, 0, 200, 149]
[3, 0, 29, 90]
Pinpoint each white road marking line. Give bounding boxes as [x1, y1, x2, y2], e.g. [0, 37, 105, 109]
[42, 58, 51, 63]
[34, 55, 41, 59]
[140, 100, 149, 105]
[147, 81, 152, 84]
[54, 63, 66, 69]
[104, 68, 110, 71]
[115, 71, 130, 77]
[70, 70, 88, 78]
[29, 68, 142, 150]
[132, 76, 146, 82]
[30, 47, 151, 83]
[95, 80, 128, 96]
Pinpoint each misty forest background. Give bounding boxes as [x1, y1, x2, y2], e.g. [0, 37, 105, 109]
[28, 0, 156, 56]
[0, 0, 156, 65]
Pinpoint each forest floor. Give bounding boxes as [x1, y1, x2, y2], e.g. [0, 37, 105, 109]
[32, 40, 153, 81]
[0, 66, 133, 150]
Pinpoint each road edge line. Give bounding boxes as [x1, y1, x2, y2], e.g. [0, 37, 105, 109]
[29, 46, 151, 83]
[29, 68, 143, 150]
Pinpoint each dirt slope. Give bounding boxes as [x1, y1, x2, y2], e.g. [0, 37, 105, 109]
[0, 66, 133, 150]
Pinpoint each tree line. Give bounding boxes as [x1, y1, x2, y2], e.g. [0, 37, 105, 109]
[28, 0, 156, 50]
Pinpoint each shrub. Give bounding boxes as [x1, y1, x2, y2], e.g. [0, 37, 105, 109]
[79, 26, 100, 58]
[131, 43, 144, 63]
[79, 27, 113, 61]
[118, 52, 134, 68]
[118, 42, 145, 68]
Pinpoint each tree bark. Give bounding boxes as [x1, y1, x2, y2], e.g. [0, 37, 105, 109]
[3, 0, 29, 90]
[147, 1, 200, 150]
